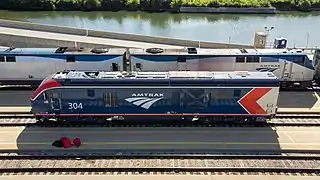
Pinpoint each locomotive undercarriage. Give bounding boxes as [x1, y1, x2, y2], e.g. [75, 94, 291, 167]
[35, 115, 270, 126]
[280, 80, 313, 90]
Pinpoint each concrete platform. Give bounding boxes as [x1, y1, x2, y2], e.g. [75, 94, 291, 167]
[1, 126, 320, 151]
[0, 27, 182, 49]
[0, 175, 318, 180]
[277, 108, 320, 113]
[0, 107, 31, 113]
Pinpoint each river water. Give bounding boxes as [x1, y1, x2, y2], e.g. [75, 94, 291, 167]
[0, 10, 319, 47]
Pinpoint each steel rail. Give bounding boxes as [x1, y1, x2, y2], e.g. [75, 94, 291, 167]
[1, 167, 319, 174]
[0, 112, 319, 127]
[0, 156, 318, 174]
[0, 154, 319, 160]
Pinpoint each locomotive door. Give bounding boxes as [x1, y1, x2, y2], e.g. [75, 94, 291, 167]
[49, 92, 61, 111]
[282, 60, 293, 80]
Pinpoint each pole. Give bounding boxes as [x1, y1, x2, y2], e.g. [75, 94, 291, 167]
[306, 32, 309, 49]
[198, 41, 200, 49]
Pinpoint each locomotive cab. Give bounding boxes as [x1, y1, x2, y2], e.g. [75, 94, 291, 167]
[30, 73, 62, 117]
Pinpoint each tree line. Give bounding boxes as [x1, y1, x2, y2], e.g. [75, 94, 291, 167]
[0, 0, 319, 12]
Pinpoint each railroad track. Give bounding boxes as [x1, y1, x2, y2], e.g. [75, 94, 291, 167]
[0, 112, 319, 127]
[0, 155, 318, 174]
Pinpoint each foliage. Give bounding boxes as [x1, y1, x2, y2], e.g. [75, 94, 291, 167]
[0, 0, 320, 11]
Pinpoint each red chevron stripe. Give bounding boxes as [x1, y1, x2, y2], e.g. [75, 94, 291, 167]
[239, 88, 272, 114]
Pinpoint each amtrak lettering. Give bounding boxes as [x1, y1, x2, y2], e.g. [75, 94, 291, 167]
[126, 93, 164, 109]
[256, 64, 280, 72]
[131, 93, 164, 97]
[260, 64, 280, 68]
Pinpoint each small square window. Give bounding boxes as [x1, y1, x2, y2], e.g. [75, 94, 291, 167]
[87, 89, 95, 97]
[233, 89, 241, 98]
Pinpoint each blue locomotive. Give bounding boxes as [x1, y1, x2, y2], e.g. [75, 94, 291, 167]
[30, 70, 280, 124]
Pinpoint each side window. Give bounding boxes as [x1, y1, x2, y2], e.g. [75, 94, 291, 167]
[177, 56, 186, 63]
[66, 56, 76, 62]
[235, 56, 245, 63]
[87, 89, 95, 97]
[52, 92, 60, 99]
[261, 57, 277, 62]
[246, 56, 259, 63]
[292, 56, 304, 65]
[303, 56, 307, 66]
[104, 92, 117, 107]
[43, 91, 48, 101]
[233, 89, 241, 98]
[6, 56, 16, 62]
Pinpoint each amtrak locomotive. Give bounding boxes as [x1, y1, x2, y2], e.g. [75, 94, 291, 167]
[0, 46, 318, 89]
[129, 47, 317, 89]
[31, 70, 280, 124]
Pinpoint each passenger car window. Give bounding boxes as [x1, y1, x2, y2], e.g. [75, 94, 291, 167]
[235, 56, 245, 63]
[177, 56, 186, 63]
[6, 56, 16, 62]
[66, 56, 76, 62]
[246, 56, 259, 63]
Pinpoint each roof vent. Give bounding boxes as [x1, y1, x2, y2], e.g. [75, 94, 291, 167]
[55, 47, 68, 53]
[146, 48, 164, 54]
[91, 48, 109, 54]
[187, 48, 197, 54]
[240, 48, 248, 53]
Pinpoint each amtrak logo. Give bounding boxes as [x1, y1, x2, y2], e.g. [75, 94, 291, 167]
[125, 93, 164, 109]
[256, 67, 278, 72]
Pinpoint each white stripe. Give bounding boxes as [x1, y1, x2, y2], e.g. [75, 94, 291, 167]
[133, 98, 153, 106]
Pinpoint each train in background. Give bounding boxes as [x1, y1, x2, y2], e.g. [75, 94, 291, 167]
[30, 70, 280, 124]
[129, 38, 318, 89]
[0, 38, 319, 89]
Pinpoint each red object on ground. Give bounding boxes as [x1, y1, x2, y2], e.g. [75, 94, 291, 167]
[60, 137, 72, 148]
[73, 138, 81, 147]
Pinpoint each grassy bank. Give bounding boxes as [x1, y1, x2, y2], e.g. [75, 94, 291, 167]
[0, 0, 319, 12]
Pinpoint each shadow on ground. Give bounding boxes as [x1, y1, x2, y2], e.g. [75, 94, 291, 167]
[15, 126, 281, 155]
[0, 90, 33, 107]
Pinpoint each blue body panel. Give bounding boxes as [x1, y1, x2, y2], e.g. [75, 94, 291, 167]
[31, 87, 253, 115]
[31, 71, 279, 118]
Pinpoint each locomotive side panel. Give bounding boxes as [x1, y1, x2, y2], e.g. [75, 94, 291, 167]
[32, 86, 278, 117]
[0, 54, 124, 84]
[130, 53, 313, 88]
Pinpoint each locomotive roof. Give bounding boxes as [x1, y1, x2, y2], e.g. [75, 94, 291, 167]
[0, 47, 127, 55]
[51, 71, 278, 80]
[0, 46, 312, 56]
[130, 47, 310, 56]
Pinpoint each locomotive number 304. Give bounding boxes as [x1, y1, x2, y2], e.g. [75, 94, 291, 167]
[68, 103, 83, 110]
